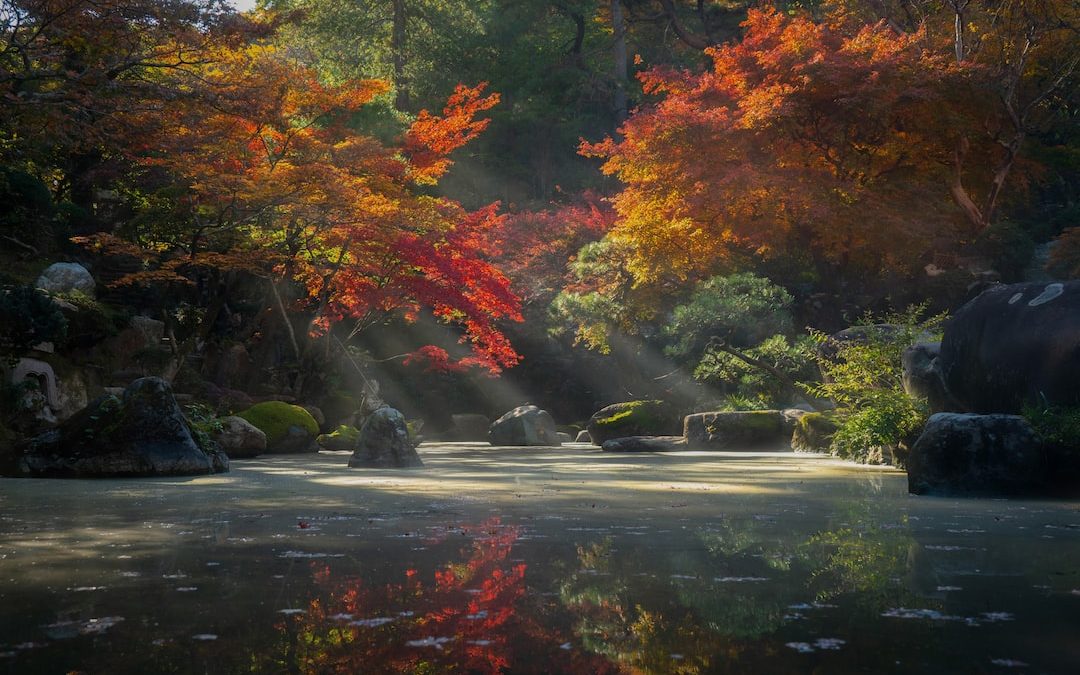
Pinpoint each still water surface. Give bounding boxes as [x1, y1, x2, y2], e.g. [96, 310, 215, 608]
[1, 444, 1078, 673]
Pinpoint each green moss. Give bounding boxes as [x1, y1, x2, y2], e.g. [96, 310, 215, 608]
[594, 400, 668, 430]
[791, 412, 838, 452]
[317, 424, 359, 450]
[704, 410, 782, 435]
[237, 401, 319, 445]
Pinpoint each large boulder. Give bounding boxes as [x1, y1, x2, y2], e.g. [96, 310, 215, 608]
[236, 401, 320, 453]
[35, 262, 96, 297]
[939, 282, 1080, 413]
[214, 416, 266, 459]
[488, 405, 560, 446]
[586, 400, 681, 446]
[907, 413, 1046, 496]
[5, 377, 229, 477]
[684, 410, 787, 450]
[349, 407, 422, 468]
[601, 436, 685, 453]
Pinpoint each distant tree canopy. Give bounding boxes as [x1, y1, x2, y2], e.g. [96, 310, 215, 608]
[1, 0, 1078, 409]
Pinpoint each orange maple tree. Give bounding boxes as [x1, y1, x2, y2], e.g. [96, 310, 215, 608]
[86, 34, 522, 376]
[582, 5, 1071, 286]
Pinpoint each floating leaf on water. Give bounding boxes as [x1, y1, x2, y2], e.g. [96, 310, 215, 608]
[349, 618, 394, 628]
[882, 608, 963, 621]
[714, 576, 768, 582]
[405, 637, 451, 650]
[278, 551, 344, 559]
[990, 659, 1029, 668]
[981, 612, 1014, 622]
[815, 638, 845, 650]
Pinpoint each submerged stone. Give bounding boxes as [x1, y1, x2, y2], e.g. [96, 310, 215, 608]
[587, 400, 681, 445]
[601, 436, 685, 453]
[488, 405, 560, 446]
[349, 407, 422, 468]
[684, 410, 787, 450]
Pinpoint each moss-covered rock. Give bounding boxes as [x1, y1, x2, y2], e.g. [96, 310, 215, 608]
[790, 412, 838, 453]
[684, 410, 787, 450]
[236, 401, 319, 454]
[317, 424, 359, 452]
[586, 400, 680, 445]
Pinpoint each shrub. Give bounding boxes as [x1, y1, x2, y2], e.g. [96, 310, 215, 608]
[665, 272, 793, 356]
[0, 285, 67, 363]
[54, 292, 128, 349]
[693, 334, 817, 410]
[804, 306, 945, 464]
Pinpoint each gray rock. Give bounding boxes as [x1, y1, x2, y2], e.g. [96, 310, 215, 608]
[901, 342, 954, 412]
[35, 262, 96, 297]
[214, 416, 266, 458]
[488, 405, 560, 446]
[273, 426, 320, 454]
[302, 405, 326, 429]
[575, 430, 593, 443]
[586, 400, 680, 445]
[349, 407, 422, 468]
[937, 282, 1080, 413]
[556, 431, 573, 443]
[446, 414, 491, 441]
[601, 436, 685, 453]
[684, 410, 787, 450]
[8, 377, 228, 477]
[129, 315, 165, 346]
[907, 413, 1046, 496]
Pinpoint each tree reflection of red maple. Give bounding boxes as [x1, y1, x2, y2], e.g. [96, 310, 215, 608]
[277, 518, 622, 674]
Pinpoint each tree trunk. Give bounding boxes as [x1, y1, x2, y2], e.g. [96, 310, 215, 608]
[392, 0, 410, 111]
[611, 0, 628, 126]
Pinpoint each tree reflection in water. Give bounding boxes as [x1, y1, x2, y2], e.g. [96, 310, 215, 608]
[269, 518, 619, 674]
[261, 490, 949, 674]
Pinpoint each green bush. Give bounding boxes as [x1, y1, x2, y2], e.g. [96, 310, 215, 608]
[804, 306, 945, 464]
[236, 401, 319, 445]
[665, 272, 793, 356]
[54, 292, 128, 348]
[693, 334, 817, 410]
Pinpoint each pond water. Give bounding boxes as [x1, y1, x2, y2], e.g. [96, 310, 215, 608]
[1, 444, 1078, 673]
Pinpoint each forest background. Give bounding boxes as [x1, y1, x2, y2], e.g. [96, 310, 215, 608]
[1, 0, 1078, 432]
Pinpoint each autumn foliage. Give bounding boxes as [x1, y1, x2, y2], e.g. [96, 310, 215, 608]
[581, 5, 1067, 286]
[93, 36, 520, 373]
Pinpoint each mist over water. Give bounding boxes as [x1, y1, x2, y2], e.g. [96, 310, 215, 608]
[2, 445, 1078, 673]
